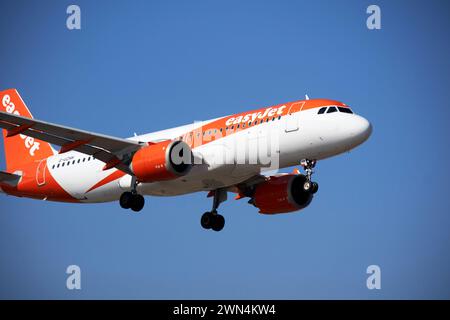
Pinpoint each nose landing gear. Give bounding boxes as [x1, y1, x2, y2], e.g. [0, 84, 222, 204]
[201, 188, 227, 232]
[300, 159, 319, 194]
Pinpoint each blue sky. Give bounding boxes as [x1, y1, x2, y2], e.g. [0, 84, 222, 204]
[1, 0, 450, 299]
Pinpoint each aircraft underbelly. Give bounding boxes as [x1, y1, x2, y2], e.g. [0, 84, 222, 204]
[137, 165, 257, 196]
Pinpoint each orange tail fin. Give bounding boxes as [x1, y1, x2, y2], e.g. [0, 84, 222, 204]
[1, 89, 55, 171]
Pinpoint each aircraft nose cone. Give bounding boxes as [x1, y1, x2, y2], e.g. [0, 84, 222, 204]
[349, 115, 372, 145]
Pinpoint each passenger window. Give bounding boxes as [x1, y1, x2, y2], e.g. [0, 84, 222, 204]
[52, 165, 55, 169]
[327, 106, 337, 113]
[57, 164, 60, 168]
[318, 107, 327, 114]
[278, 116, 281, 120]
[338, 107, 353, 114]
[77, 159, 80, 163]
[62, 163, 65, 167]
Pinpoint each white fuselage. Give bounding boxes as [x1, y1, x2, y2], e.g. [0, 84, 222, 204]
[44, 107, 371, 203]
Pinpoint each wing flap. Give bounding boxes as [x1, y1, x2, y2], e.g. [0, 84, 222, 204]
[0, 111, 141, 174]
[0, 111, 140, 153]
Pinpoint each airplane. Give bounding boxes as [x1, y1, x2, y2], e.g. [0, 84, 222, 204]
[0, 89, 372, 232]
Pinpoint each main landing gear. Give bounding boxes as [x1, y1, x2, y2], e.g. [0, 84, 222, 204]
[120, 192, 145, 212]
[120, 178, 145, 212]
[201, 188, 227, 232]
[300, 159, 319, 194]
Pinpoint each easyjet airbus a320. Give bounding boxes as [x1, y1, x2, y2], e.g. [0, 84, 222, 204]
[0, 89, 372, 231]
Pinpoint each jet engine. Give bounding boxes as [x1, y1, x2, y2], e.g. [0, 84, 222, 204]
[251, 174, 314, 214]
[130, 140, 192, 182]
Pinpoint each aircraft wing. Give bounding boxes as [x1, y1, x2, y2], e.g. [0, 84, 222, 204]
[0, 111, 143, 174]
[0, 171, 21, 187]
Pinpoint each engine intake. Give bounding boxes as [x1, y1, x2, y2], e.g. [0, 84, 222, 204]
[252, 174, 313, 214]
[131, 140, 192, 182]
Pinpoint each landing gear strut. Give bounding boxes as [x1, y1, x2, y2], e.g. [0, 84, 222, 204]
[120, 177, 145, 212]
[300, 159, 319, 194]
[201, 188, 227, 232]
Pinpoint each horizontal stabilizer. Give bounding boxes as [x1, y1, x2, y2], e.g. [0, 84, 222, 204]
[0, 171, 21, 187]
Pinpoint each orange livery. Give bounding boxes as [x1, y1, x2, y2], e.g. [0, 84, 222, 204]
[0, 89, 372, 232]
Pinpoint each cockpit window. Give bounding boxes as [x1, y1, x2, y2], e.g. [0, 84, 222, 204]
[338, 107, 353, 114]
[327, 106, 337, 113]
[318, 105, 355, 115]
[317, 107, 327, 114]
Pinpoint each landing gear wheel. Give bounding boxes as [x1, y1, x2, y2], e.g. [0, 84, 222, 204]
[200, 211, 225, 231]
[120, 192, 145, 212]
[311, 182, 319, 194]
[130, 194, 145, 212]
[201, 188, 227, 231]
[120, 192, 133, 209]
[201, 212, 213, 229]
[211, 214, 225, 232]
[300, 159, 319, 194]
[303, 181, 312, 192]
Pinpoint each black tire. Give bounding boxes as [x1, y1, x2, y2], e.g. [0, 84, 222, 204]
[120, 192, 133, 209]
[130, 194, 145, 212]
[201, 212, 212, 229]
[211, 214, 225, 232]
[311, 182, 319, 194]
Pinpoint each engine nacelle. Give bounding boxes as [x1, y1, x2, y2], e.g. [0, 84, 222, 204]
[130, 140, 192, 182]
[252, 174, 313, 214]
